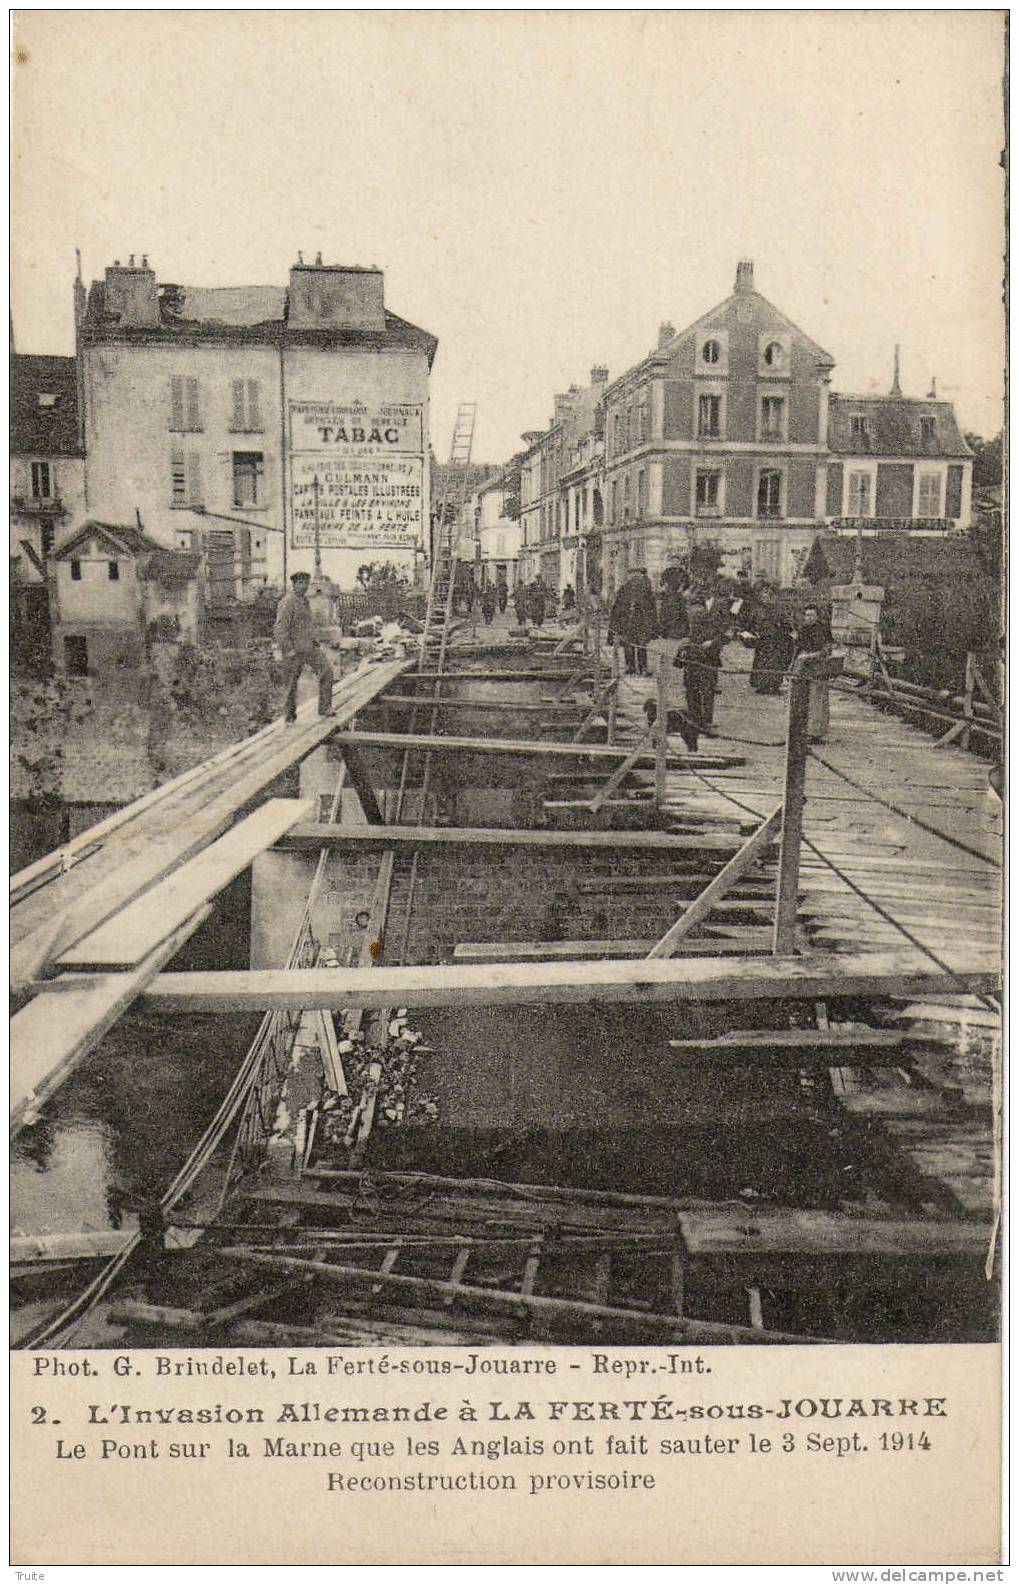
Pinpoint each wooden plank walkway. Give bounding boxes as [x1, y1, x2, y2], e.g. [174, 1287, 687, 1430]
[58, 799, 312, 970]
[10, 658, 413, 986]
[612, 648, 1002, 976]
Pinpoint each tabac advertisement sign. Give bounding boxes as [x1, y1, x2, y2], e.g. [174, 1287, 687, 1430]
[288, 399, 425, 550]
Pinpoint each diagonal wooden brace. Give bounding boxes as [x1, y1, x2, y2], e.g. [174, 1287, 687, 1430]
[589, 728, 655, 813]
[647, 806, 783, 957]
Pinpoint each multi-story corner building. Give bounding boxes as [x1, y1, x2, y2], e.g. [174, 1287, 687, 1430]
[10, 352, 87, 659]
[76, 254, 437, 602]
[599, 261, 835, 595]
[822, 374, 973, 551]
[517, 365, 610, 592]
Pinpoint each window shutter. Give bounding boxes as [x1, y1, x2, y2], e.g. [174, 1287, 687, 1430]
[186, 378, 201, 431]
[247, 379, 262, 430]
[171, 447, 186, 505]
[231, 379, 245, 430]
[170, 376, 184, 431]
[188, 452, 203, 507]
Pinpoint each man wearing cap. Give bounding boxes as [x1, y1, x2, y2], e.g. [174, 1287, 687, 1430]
[274, 571, 334, 721]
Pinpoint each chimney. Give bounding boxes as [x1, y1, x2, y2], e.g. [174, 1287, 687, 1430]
[890, 344, 902, 398]
[590, 364, 609, 388]
[104, 256, 159, 328]
[928, 376, 938, 400]
[288, 260, 385, 331]
[657, 321, 676, 350]
[735, 259, 754, 294]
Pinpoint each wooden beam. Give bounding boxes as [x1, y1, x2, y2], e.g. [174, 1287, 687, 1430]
[57, 799, 312, 970]
[647, 807, 783, 958]
[668, 1028, 906, 1052]
[142, 947, 1000, 1014]
[11, 908, 211, 1135]
[277, 822, 748, 855]
[338, 745, 385, 825]
[678, 1207, 989, 1260]
[453, 939, 774, 962]
[403, 670, 594, 684]
[332, 728, 743, 769]
[370, 695, 592, 715]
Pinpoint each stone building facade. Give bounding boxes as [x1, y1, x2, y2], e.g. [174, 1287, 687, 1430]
[77, 255, 437, 599]
[518, 367, 609, 588]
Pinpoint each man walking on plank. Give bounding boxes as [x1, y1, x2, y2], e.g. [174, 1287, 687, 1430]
[274, 570, 334, 722]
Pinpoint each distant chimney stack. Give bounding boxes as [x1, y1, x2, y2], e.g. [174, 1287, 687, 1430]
[104, 256, 159, 328]
[735, 259, 754, 294]
[287, 261, 386, 331]
[891, 343, 902, 398]
[928, 376, 938, 400]
[657, 321, 676, 350]
[590, 364, 609, 387]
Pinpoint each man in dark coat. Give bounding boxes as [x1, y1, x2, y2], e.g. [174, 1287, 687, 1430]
[608, 568, 658, 675]
[480, 585, 497, 625]
[745, 588, 794, 696]
[497, 581, 508, 614]
[274, 571, 334, 721]
[513, 583, 529, 626]
[794, 604, 834, 741]
[680, 597, 725, 729]
[527, 578, 547, 626]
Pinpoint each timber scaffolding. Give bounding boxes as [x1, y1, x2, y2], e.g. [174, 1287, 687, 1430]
[10, 614, 1002, 1348]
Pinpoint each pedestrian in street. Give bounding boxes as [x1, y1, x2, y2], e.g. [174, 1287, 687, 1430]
[274, 571, 334, 722]
[608, 566, 658, 676]
[513, 583, 529, 626]
[795, 603, 834, 741]
[679, 597, 725, 731]
[655, 563, 690, 694]
[527, 578, 548, 627]
[497, 581, 508, 614]
[480, 585, 497, 625]
[744, 587, 794, 696]
[562, 582, 576, 613]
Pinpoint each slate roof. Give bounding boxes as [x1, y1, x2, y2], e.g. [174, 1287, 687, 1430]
[827, 395, 971, 458]
[10, 353, 83, 457]
[51, 518, 196, 577]
[82, 280, 437, 365]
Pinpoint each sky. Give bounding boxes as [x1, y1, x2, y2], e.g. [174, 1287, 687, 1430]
[11, 11, 1006, 462]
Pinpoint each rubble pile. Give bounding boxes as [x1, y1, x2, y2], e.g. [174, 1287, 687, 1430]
[319, 1009, 440, 1148]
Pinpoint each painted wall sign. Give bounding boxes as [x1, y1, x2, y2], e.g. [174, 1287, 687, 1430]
[290, 455, 424, 550]
[289, 400, 423, 456]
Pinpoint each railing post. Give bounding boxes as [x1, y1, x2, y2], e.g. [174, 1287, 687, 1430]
[961, 651, 975, 752]
[773, 653, 843, 955]
[655, 647, 668, 809]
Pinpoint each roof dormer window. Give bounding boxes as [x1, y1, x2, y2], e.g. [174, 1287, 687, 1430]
[702, 339, 721, 365]
[920, 416, 936, 442]
[763, 341, 784, 368]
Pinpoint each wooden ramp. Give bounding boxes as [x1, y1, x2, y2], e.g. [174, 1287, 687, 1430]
[12, 801, 310, 1133]
[10, 658, 413, 991]
[58, 799, 312, 970]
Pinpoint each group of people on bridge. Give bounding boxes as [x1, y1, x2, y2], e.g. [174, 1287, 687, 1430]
[607, 565, 833, 741]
